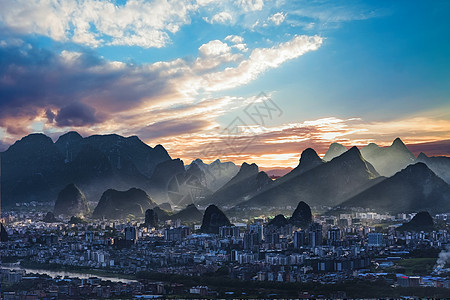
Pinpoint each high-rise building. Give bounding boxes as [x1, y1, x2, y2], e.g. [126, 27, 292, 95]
[327, 227, 340, 245]
[244, 231, 260, 250]
[249, 224, 264, 242]
[293, 230, 307, 248]
[368, 232, 383, 247]
[308, 223, 322, 248]
[219, 226, 240, 238]
[165, 226, 191, 242]
[124, 226, 137, 241]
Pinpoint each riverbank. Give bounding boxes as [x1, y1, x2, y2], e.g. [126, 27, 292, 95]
[2, 262, 137, 283]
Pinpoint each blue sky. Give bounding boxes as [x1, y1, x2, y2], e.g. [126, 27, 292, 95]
[0, 0, 449, 167]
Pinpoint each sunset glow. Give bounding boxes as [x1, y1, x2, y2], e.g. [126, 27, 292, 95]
[0, 0, 449, 168]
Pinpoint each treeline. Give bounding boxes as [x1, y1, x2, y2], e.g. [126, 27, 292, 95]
[136, 271, 450, 298]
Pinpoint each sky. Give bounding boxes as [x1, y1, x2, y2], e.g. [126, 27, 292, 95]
[0, 0, 449, 167]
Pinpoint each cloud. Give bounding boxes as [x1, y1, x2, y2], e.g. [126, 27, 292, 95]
[225, 35, 248, 52]
[199, 35, 323, 91]
[406, 140, 450, 157]
[0, 33, 322, 147]
[55, 102, 102, 127]
[288, 2, 388, 30]
[237, 0, 264, 12]
[136, 118, 213, 140]
[150, 116, 450, 168]
[195, 40, 242, 71]
[0, 0, 198, 48]
[268, 12, 286, 25]
[205, 11, 233, 24]
[199, 40, 232, 57]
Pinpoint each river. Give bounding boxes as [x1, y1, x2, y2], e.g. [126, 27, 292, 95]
[2, 264, 137, 283]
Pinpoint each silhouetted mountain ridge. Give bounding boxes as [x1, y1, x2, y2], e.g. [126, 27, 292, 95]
[1, 132, 172, 206]
[199, 162, 272, 207]
[341, 163, 450, 213]
[93, 188, 157, 219]
[239, 147, 380, 208]
[397, 211, 435, 232]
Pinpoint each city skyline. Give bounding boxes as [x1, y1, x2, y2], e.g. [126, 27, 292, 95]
[0, 0, 449, 167]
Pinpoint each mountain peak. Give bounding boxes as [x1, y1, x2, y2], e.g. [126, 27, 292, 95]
[267, 214, 288, 227]
[55, 131, 83, 146]
[153, 144, 168, 154]
[290, 201, 312, 227]
[295, 148, 323, 173]
[391, 137, 407, 149]
[338, 146, 362, 160]
[15, 133, 53, 146]
[397, 211, 434, 232]
[200, 204, 231, 234]
[54, 183, 89, 217]
[193, 158, 204, 164]
[417, 152, 428, 160]
[323, 142, 347, 161]
[240, 162, 258, 173]
[299, 148, 321, 164]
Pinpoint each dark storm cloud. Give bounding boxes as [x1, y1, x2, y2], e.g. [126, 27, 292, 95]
[55, 102, 102, 127]
[0, 38, 174, 131]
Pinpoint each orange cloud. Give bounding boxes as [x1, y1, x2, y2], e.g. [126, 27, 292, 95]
[152, 116, 450, 168]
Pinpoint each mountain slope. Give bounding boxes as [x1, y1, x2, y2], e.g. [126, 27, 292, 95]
[417, 152, 450, 184]
[199, 162, 272, 208]
[239, 147, 380, 208]
[271, 148, 324, 186]
[93, 188, 157, 219]
[397, 211, 435, 232]
[54, 183, 89, 217]
[323, 142, 347, 161]
[200, 205, 231, 234]
[1, 132, 172, 206]
[187, 159, 239, 192]
[360, 138, 416, 177]
[341, 163, 450, 213]
[1, 134, 65, 205]
[167, 204, 204, 223]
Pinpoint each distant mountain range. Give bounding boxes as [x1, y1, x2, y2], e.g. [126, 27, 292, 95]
[225, 139, 449, 214]
[0, 132, 238, 208]
[198, 162, 272, 208]
[0, 132, 170, 206]
[238, 146, 380, 208]
[341, 162, 450, 213]
[1, 132, 450, 215]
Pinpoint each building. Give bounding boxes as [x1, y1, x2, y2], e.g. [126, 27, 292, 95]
[124, 227, 137, 241]
[293, 230, 307, 248]
[368, 232, 383, 247]
[219, 226, 240, 238]
[308, 223, 322, 248]
[243, 231, 260, 250]
[165, 226, 191, 242]
[249, 224, 264, 242]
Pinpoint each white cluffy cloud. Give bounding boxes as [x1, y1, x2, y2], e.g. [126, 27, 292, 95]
[204, 11, 233, 24]
[237, 0, 264, 11]
[0, 0, 197, 48]
[268, 12, 286, 25]
[225, 35, 248, 52]
[198, 35, 323, 91]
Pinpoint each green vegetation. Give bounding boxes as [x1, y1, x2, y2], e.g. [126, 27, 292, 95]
[1, 256, 21, 263]
[396, 258, 437, 276]
[136, 271, 450, 298]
